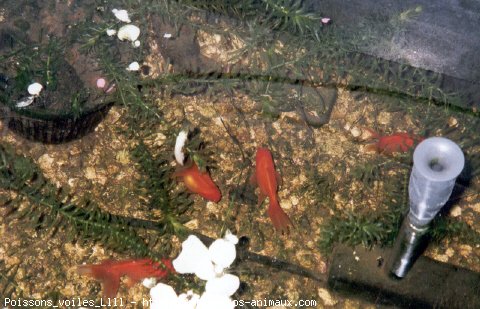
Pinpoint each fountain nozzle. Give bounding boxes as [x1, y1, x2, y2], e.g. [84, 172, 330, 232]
[388, 137, 464, 278]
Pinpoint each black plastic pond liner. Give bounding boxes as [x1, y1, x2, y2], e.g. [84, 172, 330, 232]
[328, 245, 480, 309]
[309, 0, 480, 83]
[306, 0, 480, 113]
[5, 101, 113, 144]
[151, 2, 479, 117]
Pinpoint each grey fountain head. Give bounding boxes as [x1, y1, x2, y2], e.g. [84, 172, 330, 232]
[388, 137, 465, 278]
[408, 137, 465, 227]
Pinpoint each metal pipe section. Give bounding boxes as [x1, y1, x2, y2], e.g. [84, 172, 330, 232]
[388, 137, 464, 278]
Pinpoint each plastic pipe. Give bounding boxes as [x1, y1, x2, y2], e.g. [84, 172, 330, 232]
[388, 137, 464, 278]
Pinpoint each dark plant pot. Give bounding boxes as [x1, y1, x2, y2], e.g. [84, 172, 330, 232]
[5, 101, 114, 144]
[0, 26, 114, 144]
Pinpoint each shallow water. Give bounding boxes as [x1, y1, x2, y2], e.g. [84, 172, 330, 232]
[1, 1, 479, 308]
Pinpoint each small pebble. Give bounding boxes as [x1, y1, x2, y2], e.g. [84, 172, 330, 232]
[450, 205, 462, 217]
[280, 199, 292, 210]
[459, 245, 472, 257]
[290, 195, 299, 206]
[84, 166, 97, 180]
[350, 126, 361, 137]
[448, 116, 458, 127]
[445, 247, 455, 258]
[317, 288, 337, 306]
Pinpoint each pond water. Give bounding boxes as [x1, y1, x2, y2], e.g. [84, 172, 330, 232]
[1, 1, 479, 308]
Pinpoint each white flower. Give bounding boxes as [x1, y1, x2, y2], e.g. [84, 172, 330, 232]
[172, 235, 216, 281]
[174, 130, 188, 165]
[117, 24, 140, 42]
[112, 9, 131, 23]
[133, 40, 141, 47]
[163, 33, 172, 39]
[27, 82, 43, 96]
[166, 232, 240, 309]
[126, 61, 140, 71]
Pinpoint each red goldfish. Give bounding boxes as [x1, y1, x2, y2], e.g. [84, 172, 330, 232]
[173, 162, 221, 202]
[364, 128, 423, 155]
[77, 258, 174, 298]
[251, 147, 293, 233]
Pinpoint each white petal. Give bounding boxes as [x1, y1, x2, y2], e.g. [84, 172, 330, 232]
[150, 283, 179, 309]
[27, 82, 43, 96]
[16, 96, 34, 108]
[142, 277, 157, 288]
[117, 25, 140, 42]
[205, 274, 240, 296]
[173, 235, 215, 280]
[126, 61, 140, 71]
[223, 230, 238, 245]
[133, 40, 141, 47]
[321, 17, 331, 24]
[174, 131, 188, 165]
[194, 263, 217, 281]
[106, 29, 117, 36]
[112, 9, 131, 23]
[214, 263, 225, 275]
[96, 78, 107, 89]
[196, 292, 235, 309]
[209, 239, 236, 269]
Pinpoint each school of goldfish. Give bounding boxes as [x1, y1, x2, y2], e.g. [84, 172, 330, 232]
[78, 127, 423, 298]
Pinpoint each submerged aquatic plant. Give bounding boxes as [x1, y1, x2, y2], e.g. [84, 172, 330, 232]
[0, 260, 23, 299]
[316, 156, 410, 252]
[320, 211, 386, 250]
[1, 0, 479, 305]
[0, 133, 201, 298]
[174, 0, 323, 39]
[131, 141, 192, 238]
[429, 215, 480, 245]
[0, 145, 160, 259]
